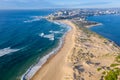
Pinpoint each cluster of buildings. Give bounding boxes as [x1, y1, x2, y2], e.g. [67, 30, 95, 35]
[46, 8, 120, 20]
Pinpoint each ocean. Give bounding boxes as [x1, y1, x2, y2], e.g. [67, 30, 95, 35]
[87, 14, 120, 46]
[0, 10, 69, 80]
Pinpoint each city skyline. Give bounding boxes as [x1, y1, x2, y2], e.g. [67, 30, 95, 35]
[0, 0, 120, 9]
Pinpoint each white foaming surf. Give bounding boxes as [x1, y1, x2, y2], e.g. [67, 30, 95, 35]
[0, 47, 20, 57]
[39, 33, 54, 41]
[21, 35, 64, 80]
[21, 20, 72, 80]
[52, 21, 70, 28]
[24, 16, 43, 23]
[49, 30, 62, 34]
[53, 21, 61, 25]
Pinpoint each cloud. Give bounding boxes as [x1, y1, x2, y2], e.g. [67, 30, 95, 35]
[42, 1, 111, 8]
[0, 0, 57, 9]
[0, 0, 120, 9]
[80, 2, 110, 5]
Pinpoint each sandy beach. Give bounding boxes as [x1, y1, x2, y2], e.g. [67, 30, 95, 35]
[31, 19, 120, 80]
[31, 20, 77, 80]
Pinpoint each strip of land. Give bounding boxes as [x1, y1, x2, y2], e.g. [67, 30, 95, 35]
[31, 20, 76, 80]
[31, 20, 120, 80]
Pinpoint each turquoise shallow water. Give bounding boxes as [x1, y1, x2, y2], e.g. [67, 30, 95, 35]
[0, 10, 69, 80]
[87, 15, 120, 46]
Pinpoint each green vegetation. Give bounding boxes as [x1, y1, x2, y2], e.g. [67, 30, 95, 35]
[102, 55, 120, 80]
[102, 71, 106, 74]
[104, 68, 120, 80]
[110, 63, 120, 67]
[97, 67, 102, 71]
[74, 21, 106, 40]
[73, 20, 120, 80]
[115, 55, 120, 63]
[104, 70, 117, 80]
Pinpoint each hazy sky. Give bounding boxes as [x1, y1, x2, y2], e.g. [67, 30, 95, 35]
[0, 0, 120, 9]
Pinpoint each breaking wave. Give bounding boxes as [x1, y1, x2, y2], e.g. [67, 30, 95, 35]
[21, 33, 64, 80]
[21, 20, 71, 80]
[0, 47, 20, 57]
[39, 33, 54, 41]
[49, 30, 62, 34]
[24, 16, 43, 23]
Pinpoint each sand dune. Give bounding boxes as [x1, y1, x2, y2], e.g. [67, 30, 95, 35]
[31, 20, 120, 80]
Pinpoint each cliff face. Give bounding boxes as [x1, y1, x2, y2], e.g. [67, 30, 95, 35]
[68, 20, 120, 80]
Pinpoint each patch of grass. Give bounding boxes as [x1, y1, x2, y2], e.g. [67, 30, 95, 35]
[116, 55, 120, 63]
[103, 55, 120, 80]
[97, 67, 102, 71]
[98, 34, 104, 39]
[104, 70, 117, 80]
[104, 68, 120, 80]
[110, 64, 120, 67]
[102, 71, 106, 75]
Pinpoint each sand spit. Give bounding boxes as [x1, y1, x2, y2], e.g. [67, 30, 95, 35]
[31, 20, 76, 80]
[31, 20, 120, 80]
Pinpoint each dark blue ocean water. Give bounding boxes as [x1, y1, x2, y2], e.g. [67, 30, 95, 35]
[87, 15, 120, 46]
[0, 10, 68, 80]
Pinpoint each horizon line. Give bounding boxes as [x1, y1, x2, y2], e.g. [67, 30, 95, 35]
[0, 7, 120, 10]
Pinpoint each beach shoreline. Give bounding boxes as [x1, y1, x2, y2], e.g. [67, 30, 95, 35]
[21, 20, 71, 80]
[30, 19, 120, 80]
[31, 20, 76, 80]
[85, 23, 103, 28]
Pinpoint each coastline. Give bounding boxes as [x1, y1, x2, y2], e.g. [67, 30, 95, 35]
[21, 20, 71, 80]
[21, 36, 63, 80]
[31, 20, 76, 80]
[31, 19, 120, 80]
[85, 23, 103, 28]
[1, 9, 120, 80]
